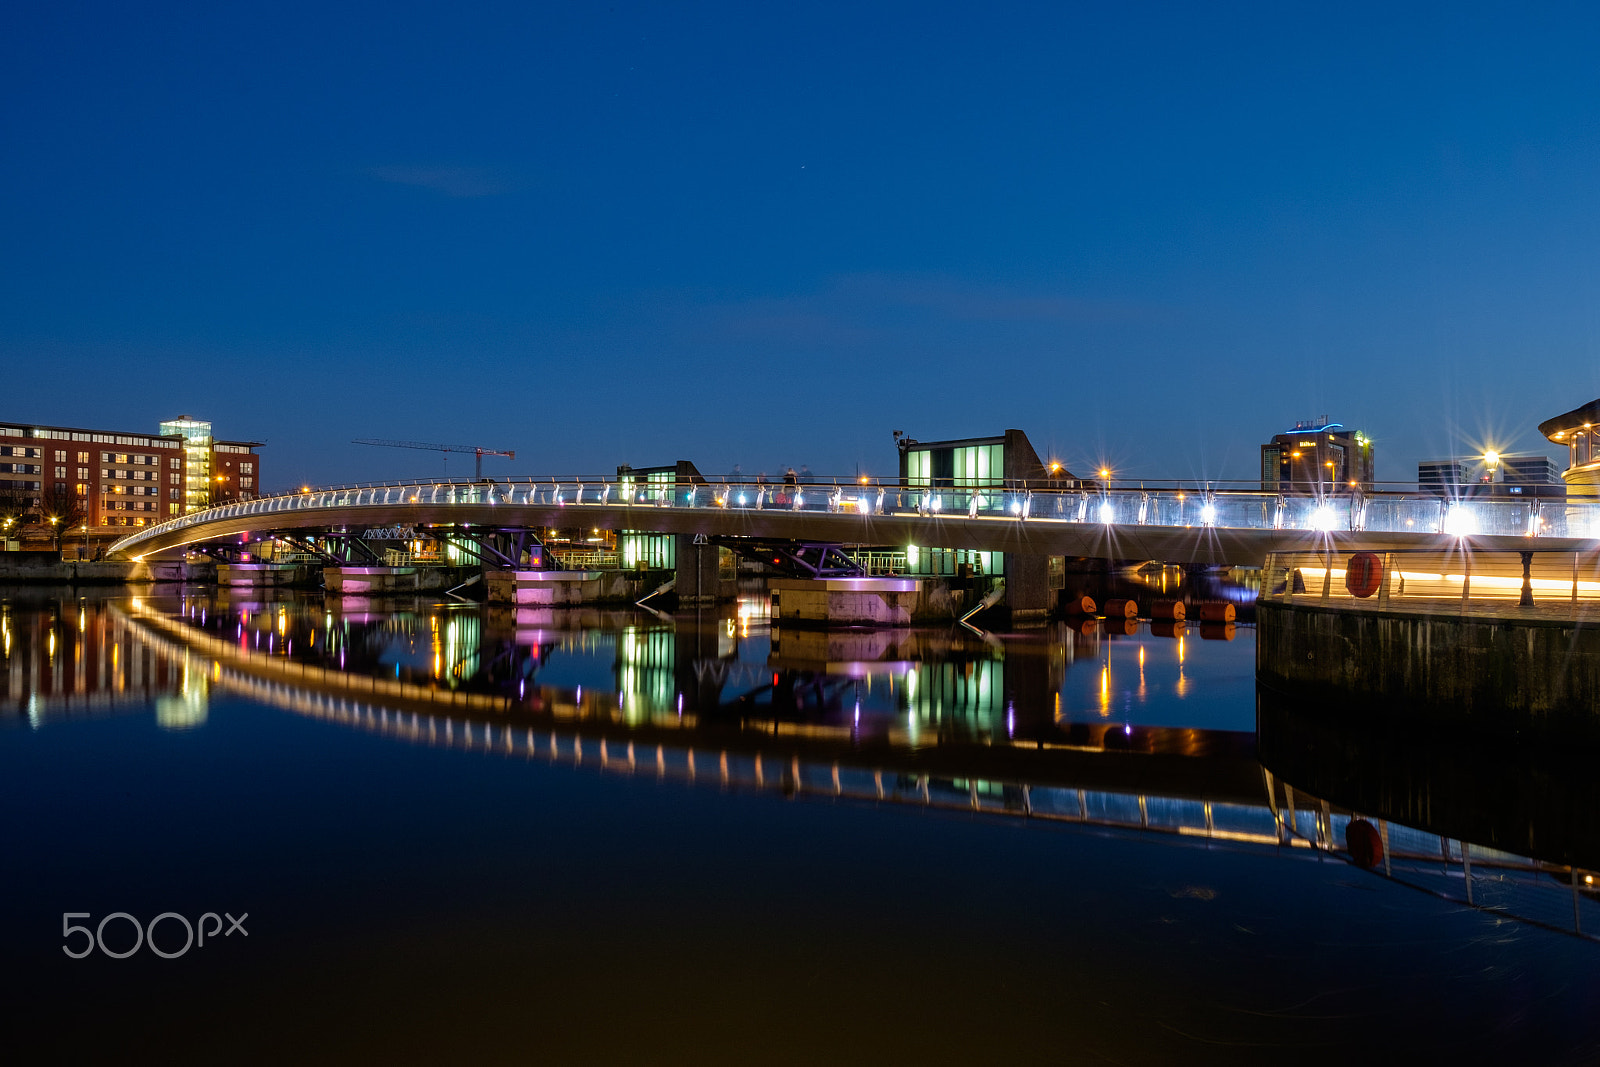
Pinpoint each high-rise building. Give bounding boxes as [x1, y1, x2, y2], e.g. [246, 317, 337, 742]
[1260, 419, 1374, 494]
[158, 416, 263, 512]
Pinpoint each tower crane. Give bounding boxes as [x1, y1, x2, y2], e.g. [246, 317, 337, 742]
[352, 439, 515, 480]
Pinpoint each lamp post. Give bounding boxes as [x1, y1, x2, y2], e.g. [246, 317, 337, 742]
[81, 523, 89, 560]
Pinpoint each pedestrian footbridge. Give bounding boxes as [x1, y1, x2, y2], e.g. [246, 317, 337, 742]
[109, 477, 1600, 569]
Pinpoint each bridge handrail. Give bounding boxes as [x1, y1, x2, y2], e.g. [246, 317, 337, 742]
[107, 476, 1600, 558]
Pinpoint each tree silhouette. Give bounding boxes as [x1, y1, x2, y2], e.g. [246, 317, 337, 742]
[0, 481, 32, 539]
[40, 484, 87, 551]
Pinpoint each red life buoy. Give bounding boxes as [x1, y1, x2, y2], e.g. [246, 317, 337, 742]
[1346, 818, 1383, 868]
[1345, 552, 1383, 598]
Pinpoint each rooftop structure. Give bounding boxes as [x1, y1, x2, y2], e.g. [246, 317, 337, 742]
[1538, 399, 1600, 499]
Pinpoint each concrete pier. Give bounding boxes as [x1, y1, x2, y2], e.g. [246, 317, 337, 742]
[323, 566, 475, 596]
[768, 577, 956, 626]
[483, 569, 659, 606]
[216, 563, 319, 587]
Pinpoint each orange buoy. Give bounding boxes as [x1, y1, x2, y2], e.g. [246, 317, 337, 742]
[1151, 599, 1186, 621]
[1346, 818, 1383, 868]
[1345, 552, 1383, 598]
[1063, 595, 1097, 615]
[1103, 598, 1137, 618]
[1196, 602, 1235, 623]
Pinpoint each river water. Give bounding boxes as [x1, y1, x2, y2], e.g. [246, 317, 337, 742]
[2, 585, 1597, 1064]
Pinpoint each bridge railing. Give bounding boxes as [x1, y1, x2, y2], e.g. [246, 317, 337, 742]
[109, 477, 1600, 557]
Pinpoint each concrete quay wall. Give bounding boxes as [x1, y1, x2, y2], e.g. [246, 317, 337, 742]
[0, 552, 199, 584]
[1257, 599, 1600, 736]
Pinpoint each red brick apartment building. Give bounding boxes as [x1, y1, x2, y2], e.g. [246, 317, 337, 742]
[0, 418, 263, 532]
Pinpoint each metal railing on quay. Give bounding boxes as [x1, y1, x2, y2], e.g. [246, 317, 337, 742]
[108, 476, 1600, 559]
[1263, 543, 1600, 607]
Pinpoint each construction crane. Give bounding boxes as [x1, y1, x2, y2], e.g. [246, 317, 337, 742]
[353, 439, 515, 480]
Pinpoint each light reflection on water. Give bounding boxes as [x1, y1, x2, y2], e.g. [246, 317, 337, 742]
[2, 587, 1598, 1061]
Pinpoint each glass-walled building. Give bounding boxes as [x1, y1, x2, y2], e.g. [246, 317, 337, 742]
[892, 429, 1067, 605]
[159, 417, 214, 513]
[158, 416, 263, 512]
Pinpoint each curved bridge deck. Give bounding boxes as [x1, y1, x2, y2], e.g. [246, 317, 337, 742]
[110, 479, 1600, 567]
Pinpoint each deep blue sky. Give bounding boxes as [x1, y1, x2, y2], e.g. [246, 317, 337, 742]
[4, 2, 1598, 489]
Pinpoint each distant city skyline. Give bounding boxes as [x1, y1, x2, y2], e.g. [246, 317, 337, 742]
[3, 3, 1596, 489]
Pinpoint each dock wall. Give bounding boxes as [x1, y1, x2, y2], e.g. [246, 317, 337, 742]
[1257, 600, 1600, 735]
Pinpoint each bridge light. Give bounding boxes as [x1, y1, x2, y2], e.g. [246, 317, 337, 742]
[738, 493, 747, 505]
[1443, 504, 1477, 537]
[1200, 504, 1217, 525]
[1098, 502, 1114, 524]
[1010, 501, 1022, 515]
[1310, 506, 1337, 532]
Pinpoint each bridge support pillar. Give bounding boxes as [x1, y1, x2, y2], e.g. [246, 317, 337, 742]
[674, 534, 737, 604]
[1004, 553, 1054, 620]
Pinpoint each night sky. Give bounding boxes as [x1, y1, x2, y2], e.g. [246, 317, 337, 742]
[4, 3, 1598, 490]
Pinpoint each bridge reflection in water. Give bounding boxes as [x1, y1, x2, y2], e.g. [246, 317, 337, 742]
[4, 587, 1589, 946]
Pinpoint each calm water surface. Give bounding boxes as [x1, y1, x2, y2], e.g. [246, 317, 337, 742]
[2, 585, 1597, 1064]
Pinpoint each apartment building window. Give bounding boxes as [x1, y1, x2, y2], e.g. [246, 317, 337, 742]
[102, 452, 112, 462]
[75, 483, 87, 497]
[54, 466, 66, 478]
[77, 452, 88, 464]
[241, 477, 253, 488]
[169, 489, 179, 500]
[54, 450, 66, 462]
[170, 457, 180, 470]
[77, 467, 88, 480]
[170, 473, 180, 485]
[242, 462, 254, 474]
